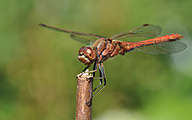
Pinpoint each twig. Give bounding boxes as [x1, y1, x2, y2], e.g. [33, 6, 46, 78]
[76, 73, 93, 120]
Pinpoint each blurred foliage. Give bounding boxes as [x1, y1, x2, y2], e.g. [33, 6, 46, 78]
[0, 0, 192, 120]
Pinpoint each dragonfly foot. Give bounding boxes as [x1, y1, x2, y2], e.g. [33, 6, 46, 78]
[86, 97, 93, 107]
[76, 72, 85, 78]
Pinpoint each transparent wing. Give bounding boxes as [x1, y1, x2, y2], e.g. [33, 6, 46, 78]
[110, 24, 162, 40]
[39, 24, 106, 45]
[134, 41, 187, 55]
[70, 34, 100, 45]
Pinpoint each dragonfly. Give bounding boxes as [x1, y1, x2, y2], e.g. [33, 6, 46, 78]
[39, 23, 186, 102]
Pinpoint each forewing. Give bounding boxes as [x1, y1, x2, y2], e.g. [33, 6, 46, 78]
[70, 34, 99, 45]
[134, 41, 187, 55]
[110, 24, 162, 40]
[39, 24, 105, 45]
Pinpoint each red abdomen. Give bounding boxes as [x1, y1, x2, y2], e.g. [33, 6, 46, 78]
[119, 34, 184, 55]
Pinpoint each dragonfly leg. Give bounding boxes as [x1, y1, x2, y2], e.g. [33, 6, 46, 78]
[93, 64, 103, 92]
[82, 65, 91, 72]
[77, 65, 91, 78]
[78, 64, 99, 78]
[86, 63, 106, 105]
[81, 63, 99, 74]
[92, 63, 106, 96]
[92, 62, 97, 77]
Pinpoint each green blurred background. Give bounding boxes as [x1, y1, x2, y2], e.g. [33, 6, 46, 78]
[1, 0, 192, 119]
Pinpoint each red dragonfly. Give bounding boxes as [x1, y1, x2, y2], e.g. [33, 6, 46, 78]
[39, 23, 186, 100]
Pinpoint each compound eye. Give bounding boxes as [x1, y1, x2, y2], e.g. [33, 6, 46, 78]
[83, 47, 93, 56]
[78, 46, 85, 55]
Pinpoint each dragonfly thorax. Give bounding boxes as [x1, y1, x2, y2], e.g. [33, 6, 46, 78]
[78, 46, 96, 65]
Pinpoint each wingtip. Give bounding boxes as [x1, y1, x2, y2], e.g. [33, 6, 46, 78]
[143, 24, 150, 26]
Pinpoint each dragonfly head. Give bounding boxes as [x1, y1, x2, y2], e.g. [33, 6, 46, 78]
[78, 47, 96, 66]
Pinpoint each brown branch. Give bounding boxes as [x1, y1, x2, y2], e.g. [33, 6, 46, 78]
[76, 73, 93, 120]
